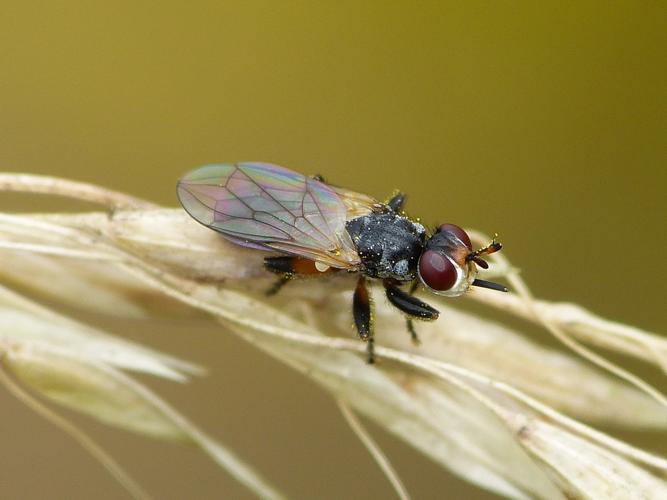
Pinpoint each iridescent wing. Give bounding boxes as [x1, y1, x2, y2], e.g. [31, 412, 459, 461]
[177, 163, 361, 269]
[328, 185, 382, 220]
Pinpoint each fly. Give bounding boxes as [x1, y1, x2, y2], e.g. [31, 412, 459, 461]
[177, 162, 506, 363]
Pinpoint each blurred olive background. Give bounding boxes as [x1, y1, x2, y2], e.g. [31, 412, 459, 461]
[1, 2, 665, 499]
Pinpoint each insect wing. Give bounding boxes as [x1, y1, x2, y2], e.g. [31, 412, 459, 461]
[177, 163, 360, 268]
[329, 185, 381, 220]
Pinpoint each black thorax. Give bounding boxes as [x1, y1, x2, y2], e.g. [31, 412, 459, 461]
[346, 212, 426, 282]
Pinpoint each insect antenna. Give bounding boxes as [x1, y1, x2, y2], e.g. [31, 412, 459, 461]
[465, 234, 507, 292]
[469, 255, 490, 269]
[466, 234, 502, 268]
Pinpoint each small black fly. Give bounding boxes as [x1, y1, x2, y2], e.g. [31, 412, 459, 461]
[178, 162, 506, 362]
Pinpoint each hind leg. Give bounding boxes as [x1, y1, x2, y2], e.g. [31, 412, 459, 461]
[264, 256, 295, 296]
[263, 256, 333, 296]
[353, 276, 375, 363]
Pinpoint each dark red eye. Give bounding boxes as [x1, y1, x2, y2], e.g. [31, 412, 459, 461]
[419, 250, 457, 291]
[438, 223, 472, 250]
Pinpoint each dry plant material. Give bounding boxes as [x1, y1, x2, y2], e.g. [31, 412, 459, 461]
[0, 173, 665, 499]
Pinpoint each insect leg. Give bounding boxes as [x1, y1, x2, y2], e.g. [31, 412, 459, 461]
[405, 281, 420, 344]
[265, 256, 296, 274]
[353, 275, 375, 363]
[264, 256, 334, 296]
[406, 319, 419, 345]
[264, 256, 294, 296]
[387, 192, 406, 212]
[384, 281, 439, 344]
[265, 274, 291, 296]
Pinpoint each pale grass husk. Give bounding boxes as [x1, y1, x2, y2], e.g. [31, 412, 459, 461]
[0, 173, 665, 499]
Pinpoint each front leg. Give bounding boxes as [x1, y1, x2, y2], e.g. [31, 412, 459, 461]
[384, 280, 439, 344]
[353, 276, 375, 363]
[405, 281, 420, 344]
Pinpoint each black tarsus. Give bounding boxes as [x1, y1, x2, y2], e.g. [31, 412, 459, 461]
[353, 276, 375, 363]
[406, 318, 419, 345]
[405, 281, 420, 344]
[266, 274, 291, 296]
[387, 192, 406, 212]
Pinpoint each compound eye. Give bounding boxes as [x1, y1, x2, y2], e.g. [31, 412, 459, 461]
[438, 223, 472, 250]
[419, 250, 457, 291]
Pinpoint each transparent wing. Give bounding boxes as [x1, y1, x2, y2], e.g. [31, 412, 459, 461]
[177, 163, 360, 269]
[328, 185, 382, 220]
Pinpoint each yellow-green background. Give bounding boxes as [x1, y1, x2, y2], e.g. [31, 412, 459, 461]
[1, 2, 665, 499]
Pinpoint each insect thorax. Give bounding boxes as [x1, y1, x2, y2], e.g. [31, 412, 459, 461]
[346, 213, 426, 282]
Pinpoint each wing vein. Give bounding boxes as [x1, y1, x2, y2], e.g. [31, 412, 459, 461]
[240, 165, 335, 250]
[177, 162, 361, 268]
